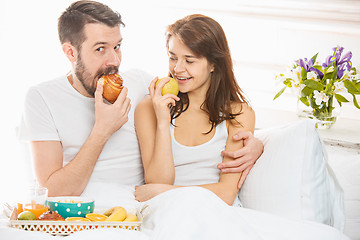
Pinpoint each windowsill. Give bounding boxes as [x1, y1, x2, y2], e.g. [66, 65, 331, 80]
[255, 107, 360, 150]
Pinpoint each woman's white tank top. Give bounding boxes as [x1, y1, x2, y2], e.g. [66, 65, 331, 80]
[170, 121, 228, 186]
[170, 120, 241, 206]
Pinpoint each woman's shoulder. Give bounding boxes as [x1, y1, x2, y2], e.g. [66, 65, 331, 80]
[231, 101, 254, 117]
[227, 101, 255, 132]
[134, 96, 156, 129]
[136, 95, 151, 107]
[135, 96, 153, 115]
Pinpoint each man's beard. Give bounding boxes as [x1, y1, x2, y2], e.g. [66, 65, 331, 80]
[75, 54, 119, 97]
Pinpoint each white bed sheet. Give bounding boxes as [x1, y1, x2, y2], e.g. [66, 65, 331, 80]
[0, 186, 350, 240]
[141, 187, 349, 240]
[326, 145, 360, 240]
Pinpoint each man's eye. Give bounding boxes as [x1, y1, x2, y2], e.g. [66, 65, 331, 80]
[169, 57, 177, 61]
[96, 47, 104, 52]
[114, 44, 121, 50]
[186, 60, 193, 64]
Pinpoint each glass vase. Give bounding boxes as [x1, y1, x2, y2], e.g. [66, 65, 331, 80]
[297, 95, 339, 129]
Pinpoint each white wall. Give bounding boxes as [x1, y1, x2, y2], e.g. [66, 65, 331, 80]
[1, 0, 359, 201]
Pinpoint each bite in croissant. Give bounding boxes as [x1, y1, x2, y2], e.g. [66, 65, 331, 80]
[101, 73, 124, 103]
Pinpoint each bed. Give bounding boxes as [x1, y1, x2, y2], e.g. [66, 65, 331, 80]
[254, 109, 360, 240]
[0, 119, 353, 239]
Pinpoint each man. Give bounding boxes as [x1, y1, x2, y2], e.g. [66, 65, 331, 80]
[18, 0, 263, 199]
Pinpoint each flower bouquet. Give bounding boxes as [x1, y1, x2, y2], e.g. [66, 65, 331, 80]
[274, 46, 360, 129]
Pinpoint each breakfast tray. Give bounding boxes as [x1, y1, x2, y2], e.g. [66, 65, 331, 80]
[9, 211, 143, 236]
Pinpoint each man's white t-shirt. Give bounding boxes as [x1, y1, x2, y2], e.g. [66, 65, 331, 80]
[18, 69, 152, 190]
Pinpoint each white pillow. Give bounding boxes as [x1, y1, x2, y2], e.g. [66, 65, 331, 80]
[239, 119, 345, 231]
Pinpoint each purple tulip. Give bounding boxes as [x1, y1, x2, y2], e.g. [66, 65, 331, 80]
[296, 47, 352, 80]
[333, 46, 344, 55]
[322, 46, 352, 79]
[310, 67, 324, 78]
[337, 65, 346, 79]
[322, 55, 336, 68]
[296, 57, 313, 72]
[338, 51, 352, 68]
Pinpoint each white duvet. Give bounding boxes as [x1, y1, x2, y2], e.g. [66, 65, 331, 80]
[0, 184, 350, 240]
[140, 187, 348, 240]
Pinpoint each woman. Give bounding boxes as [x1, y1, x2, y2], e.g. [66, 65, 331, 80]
[134, 14, 255, 206]
[133, 14, 348, 240]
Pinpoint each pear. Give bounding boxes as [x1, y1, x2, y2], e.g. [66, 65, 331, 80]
[18, 211, 36, 220]
[155, 77, 179, 96]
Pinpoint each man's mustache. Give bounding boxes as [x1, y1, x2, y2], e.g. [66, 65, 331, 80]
[96, 66, 119, 78]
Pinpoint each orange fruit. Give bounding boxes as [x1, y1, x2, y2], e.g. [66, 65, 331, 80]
[65, 217, 90, 232]
[85, 213, 107, 222]
[65, 217, 91, 222]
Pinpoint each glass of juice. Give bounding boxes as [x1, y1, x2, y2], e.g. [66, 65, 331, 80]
[23, 202, 48, 219]
[23, 182, 48, 219]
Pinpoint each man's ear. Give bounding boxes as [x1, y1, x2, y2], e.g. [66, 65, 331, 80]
[62, 43, 78, 63]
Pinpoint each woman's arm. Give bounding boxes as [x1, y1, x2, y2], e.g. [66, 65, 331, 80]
[135, 103, 255, 205]
[200, 103, 255, 205]
[134, 77, 180, 184]
[219, 131, 264, 188]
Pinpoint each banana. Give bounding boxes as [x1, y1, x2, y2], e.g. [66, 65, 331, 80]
[103, 206, 125, 217]
[104, 206, 127, 221]
[123, 213, 137, 222]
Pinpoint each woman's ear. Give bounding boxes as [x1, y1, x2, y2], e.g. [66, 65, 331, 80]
[62, 43, 78, 63]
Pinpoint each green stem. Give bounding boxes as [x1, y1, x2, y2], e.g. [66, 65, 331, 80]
[313, 95, 334, 119]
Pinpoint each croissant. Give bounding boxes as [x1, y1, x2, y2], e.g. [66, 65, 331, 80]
[101, 73, 124, 104]
[38, 211, 65, 221]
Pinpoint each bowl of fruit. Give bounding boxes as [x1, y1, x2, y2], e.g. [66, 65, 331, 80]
[46, 197, 95, 219]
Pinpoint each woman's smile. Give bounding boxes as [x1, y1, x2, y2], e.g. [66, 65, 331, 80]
[174, 75, 192, 84]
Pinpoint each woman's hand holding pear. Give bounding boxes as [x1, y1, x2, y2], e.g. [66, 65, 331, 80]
[149, 77, 179, 126]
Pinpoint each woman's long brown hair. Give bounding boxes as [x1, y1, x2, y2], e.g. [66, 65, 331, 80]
[167, 14, 248, 133]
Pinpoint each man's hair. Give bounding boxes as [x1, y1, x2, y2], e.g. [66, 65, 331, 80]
[58, 0, 124, 50]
